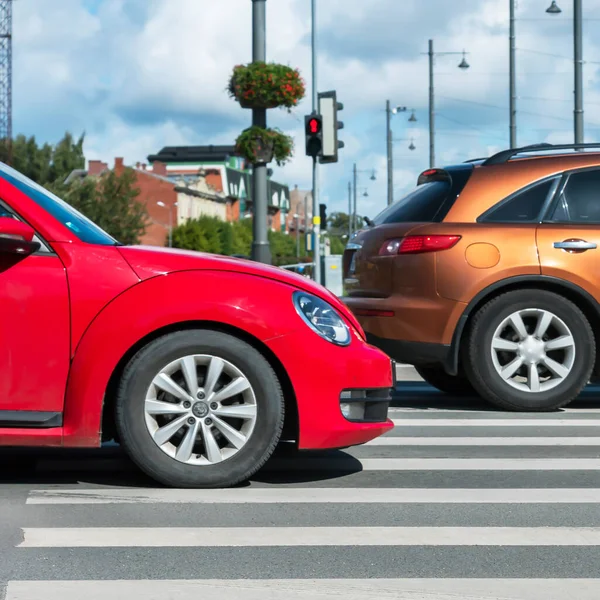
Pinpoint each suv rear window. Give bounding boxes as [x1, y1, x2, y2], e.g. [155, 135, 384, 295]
[372, 164, 473, 225]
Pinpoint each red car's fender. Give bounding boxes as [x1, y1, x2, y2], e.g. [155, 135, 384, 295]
[63, 270, 307, 446]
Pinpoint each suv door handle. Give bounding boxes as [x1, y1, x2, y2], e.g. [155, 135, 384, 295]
[553, 240, 597, 250]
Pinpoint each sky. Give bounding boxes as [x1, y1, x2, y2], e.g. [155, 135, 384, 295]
[12, 0, 600, 220]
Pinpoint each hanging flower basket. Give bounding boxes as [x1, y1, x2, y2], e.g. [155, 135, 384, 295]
[235, 126, 294, 166]
[228, 62, 306, 112]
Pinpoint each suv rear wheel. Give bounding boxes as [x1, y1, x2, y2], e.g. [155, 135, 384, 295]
[463, 290, 595, 411]
[415, 365, 475, 396]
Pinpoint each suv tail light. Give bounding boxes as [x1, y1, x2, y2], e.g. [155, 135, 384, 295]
[379, 235, 461, 256]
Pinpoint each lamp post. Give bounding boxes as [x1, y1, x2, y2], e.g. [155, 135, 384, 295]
[386, 102, 417, 206]
[347, 181, 352, 238]
[157, 201, 178, 248]
[426, 40, 470, 168]
[352, 164, 376, 232]
[546, 0, 583, 146]
[509, 0, 517, 147]
[250, 0, 271, 264]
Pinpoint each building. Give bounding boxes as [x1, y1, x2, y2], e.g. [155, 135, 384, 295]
[287, 186, 313, 234]
[70, 157, 232, 247]
[147, 145, 291, 231]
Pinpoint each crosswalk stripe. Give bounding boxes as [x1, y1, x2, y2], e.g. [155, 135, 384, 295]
[34, 457, 600, 472]
[8, 578, 600, 600]
[25, 487, 600, 504]
[271, 458, 600, 470]
[366, 436, 600, 446]
[391, 418, 600, 426]
[19, 526, 600, 547]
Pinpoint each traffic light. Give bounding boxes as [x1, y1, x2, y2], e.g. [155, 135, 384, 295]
[318, 90, 344, 164]
[319, 203, 327, 231]
[305, 113, 323, 159]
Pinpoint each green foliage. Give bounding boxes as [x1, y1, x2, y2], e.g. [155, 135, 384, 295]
[235, 126, 293, 167]
[327, 211, 364, 235]
[49, 168, 148, 245]
[230, 218, 253, 255]
[0, 131, 148, 245]
[172, 215, 309, 264]
[329, 235, 346, 255]
[228, 62, 306, 111]
[0, 132, 84, 185]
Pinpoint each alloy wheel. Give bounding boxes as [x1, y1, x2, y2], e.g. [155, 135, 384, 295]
[144, 354, 258, 465]
[490, 308, 576, 393]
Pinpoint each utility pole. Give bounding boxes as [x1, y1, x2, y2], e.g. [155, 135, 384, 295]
[386, 100, 393, 206]
[310, 0, 321, 284]
[509, 0, 517, 148]
[250, 0, 271, 264]
[0, 0, 12, 165]
[348, 181, 352, 238]
[574, 0, 583, 146]
[425, 40, 469, 168]
[428, 39, 435, 168]
[353, 163, 357, 233]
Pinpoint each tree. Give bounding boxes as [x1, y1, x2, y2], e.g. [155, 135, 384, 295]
[0, 132, 84, 186]
[50, 168, 148, 245]
[327, 211, 365, 235]
[172, 219, 208, 251]
[0, 131, 148, 244]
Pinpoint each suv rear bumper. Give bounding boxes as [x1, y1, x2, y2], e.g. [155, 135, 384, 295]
[366, 333, 451, 369]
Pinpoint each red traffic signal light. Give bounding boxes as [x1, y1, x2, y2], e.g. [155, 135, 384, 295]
[305, 113, 323, 159]
[308, 118, 321, 134]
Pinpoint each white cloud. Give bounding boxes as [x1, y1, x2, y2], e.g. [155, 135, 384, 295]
[12, 0, 600, 218]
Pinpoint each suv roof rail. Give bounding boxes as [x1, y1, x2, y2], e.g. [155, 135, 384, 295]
[482, 143, 600, 166]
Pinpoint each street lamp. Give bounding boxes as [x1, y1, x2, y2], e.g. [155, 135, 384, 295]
[425, 39, 470, 168]
[546, 0, 583, 147]
[351, 164, 376, 236]
[293, 213, 300, 257]
[157, 200, 178, 248]
[546, 1, 562, 14]
[386, 102, 417, 206]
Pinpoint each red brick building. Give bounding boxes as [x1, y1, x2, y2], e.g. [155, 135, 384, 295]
[75, 157, 235, 247]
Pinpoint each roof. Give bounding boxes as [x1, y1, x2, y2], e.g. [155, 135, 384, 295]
[147, 145, 240, 164]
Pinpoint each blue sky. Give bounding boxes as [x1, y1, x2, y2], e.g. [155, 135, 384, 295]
[13, 0, 600, 219]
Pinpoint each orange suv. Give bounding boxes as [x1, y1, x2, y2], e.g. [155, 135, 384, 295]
[343, 143, 600, 412]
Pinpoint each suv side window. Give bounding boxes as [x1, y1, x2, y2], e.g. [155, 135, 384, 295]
[548, 169, 600, 223]
[479, 178, 556, 223]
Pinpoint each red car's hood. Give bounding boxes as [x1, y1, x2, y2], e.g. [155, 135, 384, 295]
[117, 245, 364, 334]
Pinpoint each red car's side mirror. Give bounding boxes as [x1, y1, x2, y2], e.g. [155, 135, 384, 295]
[0, 216, 41, 256]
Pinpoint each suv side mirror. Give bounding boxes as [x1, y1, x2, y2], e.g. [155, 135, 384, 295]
[0, 217, 41, 256]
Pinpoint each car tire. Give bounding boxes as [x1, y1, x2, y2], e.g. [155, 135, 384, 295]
[463, 289, 595, 412]
[114, 329, 285, 488]
[414, 365, 476, 396]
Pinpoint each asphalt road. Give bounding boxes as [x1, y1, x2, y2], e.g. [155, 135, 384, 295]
[3, 375, 600, 599]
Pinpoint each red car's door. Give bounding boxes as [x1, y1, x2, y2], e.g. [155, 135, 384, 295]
[0, 215, 70, 424]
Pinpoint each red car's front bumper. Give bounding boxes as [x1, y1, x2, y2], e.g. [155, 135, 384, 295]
[266, 329, 395, 450]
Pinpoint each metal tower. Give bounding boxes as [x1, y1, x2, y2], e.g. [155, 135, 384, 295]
[0, 0, 12, 162]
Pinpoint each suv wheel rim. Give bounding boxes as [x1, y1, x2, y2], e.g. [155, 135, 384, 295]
[144, 354, 258, 465]
[490, 308, 576, 393]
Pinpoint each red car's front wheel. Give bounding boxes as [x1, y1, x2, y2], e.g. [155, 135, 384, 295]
[114, 329, 285, 488]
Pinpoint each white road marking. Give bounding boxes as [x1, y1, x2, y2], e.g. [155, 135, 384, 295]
[367, 436, 600, 446]
[19, 526, 600, 547]
[391, 418, 600, 426]
[8, 579, 600, 600]
[26, 487, 600, 505]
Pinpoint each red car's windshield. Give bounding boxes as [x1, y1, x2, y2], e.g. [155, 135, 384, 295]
[0, 161, 119, 245]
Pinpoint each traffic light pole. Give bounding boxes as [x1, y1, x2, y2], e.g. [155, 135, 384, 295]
[250, 0, 271, 264]
[311, 0, 321, 286]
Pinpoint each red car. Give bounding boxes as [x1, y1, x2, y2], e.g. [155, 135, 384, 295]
[0, 162, 394, 487]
